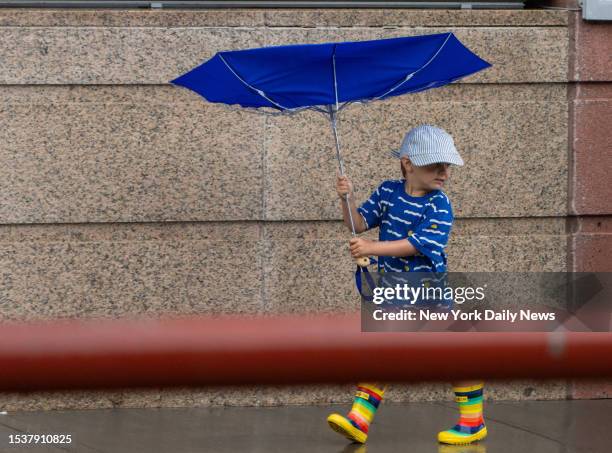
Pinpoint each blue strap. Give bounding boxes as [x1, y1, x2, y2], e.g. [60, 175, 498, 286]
[355, 258, 378, 301]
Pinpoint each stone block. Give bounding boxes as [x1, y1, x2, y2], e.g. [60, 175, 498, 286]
[265, 85, 567, 220]
[0, 28, 265, 84]
[0, 9, 266, 27]
[570, 13, 612, 81]
[0, 87, 264, 223]
[570, 380, 612, 399]
[570, 84, 612, 216]
[0, 223, 263, 321]
[383, 10, 568, 27]
[265, 27, 568, 83]
[262, 220, 567, 313]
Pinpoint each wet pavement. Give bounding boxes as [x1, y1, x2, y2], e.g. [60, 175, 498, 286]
[0, 399, 611, 452]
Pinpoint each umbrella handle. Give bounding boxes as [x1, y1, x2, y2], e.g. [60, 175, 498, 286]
[355, 256, 370, 267]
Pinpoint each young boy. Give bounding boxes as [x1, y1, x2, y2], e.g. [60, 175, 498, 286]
[327, 125, 487, 446]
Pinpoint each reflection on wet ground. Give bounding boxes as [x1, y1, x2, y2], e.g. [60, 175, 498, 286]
[0, 399, 610, 452]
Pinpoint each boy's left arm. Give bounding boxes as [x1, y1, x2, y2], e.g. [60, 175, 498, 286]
[350, 193, 454, 262]
[349, 237, 417, 258]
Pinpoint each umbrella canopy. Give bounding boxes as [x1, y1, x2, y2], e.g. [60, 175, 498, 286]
[170, 32, 491, 269]
[170, 32, 491, 112]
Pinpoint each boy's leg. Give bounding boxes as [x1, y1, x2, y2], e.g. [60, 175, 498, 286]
[327, 382, 385, 444]
[438, 381, 487, 445]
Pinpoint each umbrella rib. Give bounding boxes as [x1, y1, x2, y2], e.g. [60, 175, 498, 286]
[372, 32, 453, 101]
[332, 46, 359, 115]
[332, 44, 340, 111]
[311, 106, 328, 114]
[218, 53, 292, 112]
[337, 100, 357, 113]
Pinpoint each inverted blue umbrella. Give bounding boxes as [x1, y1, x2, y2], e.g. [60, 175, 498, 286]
[171, 32, 491, 269]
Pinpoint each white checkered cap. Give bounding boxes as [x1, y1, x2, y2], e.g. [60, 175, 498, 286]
[390, 124, 464, 167]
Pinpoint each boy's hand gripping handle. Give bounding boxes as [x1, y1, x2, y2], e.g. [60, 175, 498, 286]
[337, 177, 370, 268]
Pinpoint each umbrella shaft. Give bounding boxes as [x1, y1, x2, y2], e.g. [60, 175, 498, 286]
[328, 107, 356, 237]
[330, 113, 345, 176]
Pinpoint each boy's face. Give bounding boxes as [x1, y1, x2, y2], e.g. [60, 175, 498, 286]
[401, 158, 451, 191]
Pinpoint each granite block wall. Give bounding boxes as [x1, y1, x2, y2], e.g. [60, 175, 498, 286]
[0, 8, 590, 410]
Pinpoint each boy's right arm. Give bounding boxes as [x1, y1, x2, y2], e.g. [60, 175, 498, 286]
[336, 175, 367, 234]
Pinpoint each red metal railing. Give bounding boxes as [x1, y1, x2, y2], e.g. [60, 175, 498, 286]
[1, 313, 611, 392]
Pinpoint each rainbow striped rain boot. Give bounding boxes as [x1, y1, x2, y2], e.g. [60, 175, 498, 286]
[327, 383, 385, 444]
[438, 383, 487, 445]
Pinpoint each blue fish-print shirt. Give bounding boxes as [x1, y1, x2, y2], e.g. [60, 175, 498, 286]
[356, 179, 454, 274]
